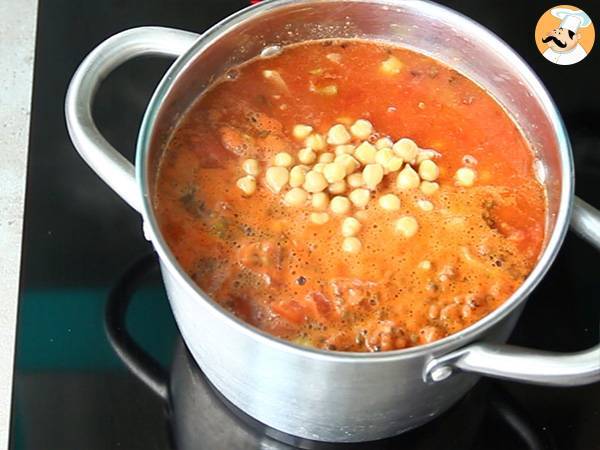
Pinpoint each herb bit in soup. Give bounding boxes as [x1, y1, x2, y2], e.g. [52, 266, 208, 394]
[155, 39, 546, 352]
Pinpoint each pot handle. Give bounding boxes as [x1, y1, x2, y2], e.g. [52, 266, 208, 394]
[105, 253, 169, 401]
[65, 27, 200, 212]
[425, 196, 600, 386]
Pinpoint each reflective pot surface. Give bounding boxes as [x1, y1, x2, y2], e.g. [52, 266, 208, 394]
[105, 255, 550, 450]
[66, 0, 600, 443]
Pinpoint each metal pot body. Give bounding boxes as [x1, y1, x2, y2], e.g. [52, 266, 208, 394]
[66, 0, 600, 444]
[147, 1, 566, 439]
[162, 261, 521, 441]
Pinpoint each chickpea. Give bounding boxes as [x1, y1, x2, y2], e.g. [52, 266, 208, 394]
[439, 265, 457, 284]
[385, 156, 404, 172]
[354, 141, 377, 165]
[393, 138, 418, 164]
[354, 210, 369, 221]
[242, 158, 260, 176]
[347, 172, 364, 188]
[461, 304, 473, 319]
[375, 148, 394, 170]
[380, 55, 403, 74]
[349, 188, 370, 208]
[335, 154, 360, 175]
[326, 52, 342, 64]
[342, 236, 362, 254]
[318, 152, 335, 163]
[342, 217, 362, 237]
[328, 180, 347, 195]
[378, 193, 400, 211]
[323, 162, 346, 183]
[420, 181, 439, 196]
[335, 144, 355, 156]
[315, 84, 338, 96]
[262, 70, 287, 89]
[375, 137, 394, 150]
[417, 199, 434, 211]
[396, 165, 420, 190]
[311, 192, 329, 210]
[362, 164, 384, 190]
[284, 187, 308, 206]
[455, 167, 476, 187]
[313, 163, 326, 173]
[292, 124, 313, 140]
[350, 119, 373, 140]
[298, 147, 317, 165]
[310, 212, 330, 225]
[289, 165, 308, 188]
[440, 304, 460, 321]
[265, 166, 289, 193]
[305, 133, 326, 151]
[303, 170, 328, 193]
[274, 152, 294, 168]
[236, 175, 256, 196]
[395, 215, 419, 238]
[330, 196, 351, 215]
[416, 149, 438, 164]
[419, 326, 443, 344]
[419, 260, 432, 271]
[327, 124, 352, 145]
[428, 304, 440, 319]
[418, 160, 440, 182]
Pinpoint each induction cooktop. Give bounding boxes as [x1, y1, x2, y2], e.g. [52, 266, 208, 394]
[10, 0, 600, 449]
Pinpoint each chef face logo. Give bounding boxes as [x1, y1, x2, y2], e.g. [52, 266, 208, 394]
[542, 27, 580, 52]
[535, 5, 595, 65]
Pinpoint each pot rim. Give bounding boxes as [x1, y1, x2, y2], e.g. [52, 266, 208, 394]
[136, 0, 573, 363]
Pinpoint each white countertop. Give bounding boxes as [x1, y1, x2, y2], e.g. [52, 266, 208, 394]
[0, 0, 37, 447]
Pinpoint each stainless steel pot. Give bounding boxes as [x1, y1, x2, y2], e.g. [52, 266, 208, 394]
[104, 254, 545, 450]
[65, 0, 600, 443]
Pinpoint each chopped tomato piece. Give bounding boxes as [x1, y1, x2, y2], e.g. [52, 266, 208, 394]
[271, 300, 307, 324]
[238, 240, 285, 284]
[228, 295, 255, 324]
[309, 291, 332, 316]
[271, 292, 335, 325]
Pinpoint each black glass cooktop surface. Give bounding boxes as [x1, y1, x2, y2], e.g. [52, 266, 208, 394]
[10, 0, 600, 449]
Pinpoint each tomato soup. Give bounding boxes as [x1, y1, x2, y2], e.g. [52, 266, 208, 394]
[154, 40, 546, 352]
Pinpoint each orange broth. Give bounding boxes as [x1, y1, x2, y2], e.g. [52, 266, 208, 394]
[154, 40, 546, 352]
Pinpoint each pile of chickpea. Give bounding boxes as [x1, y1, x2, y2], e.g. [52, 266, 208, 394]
[236, 119, 477, 253]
